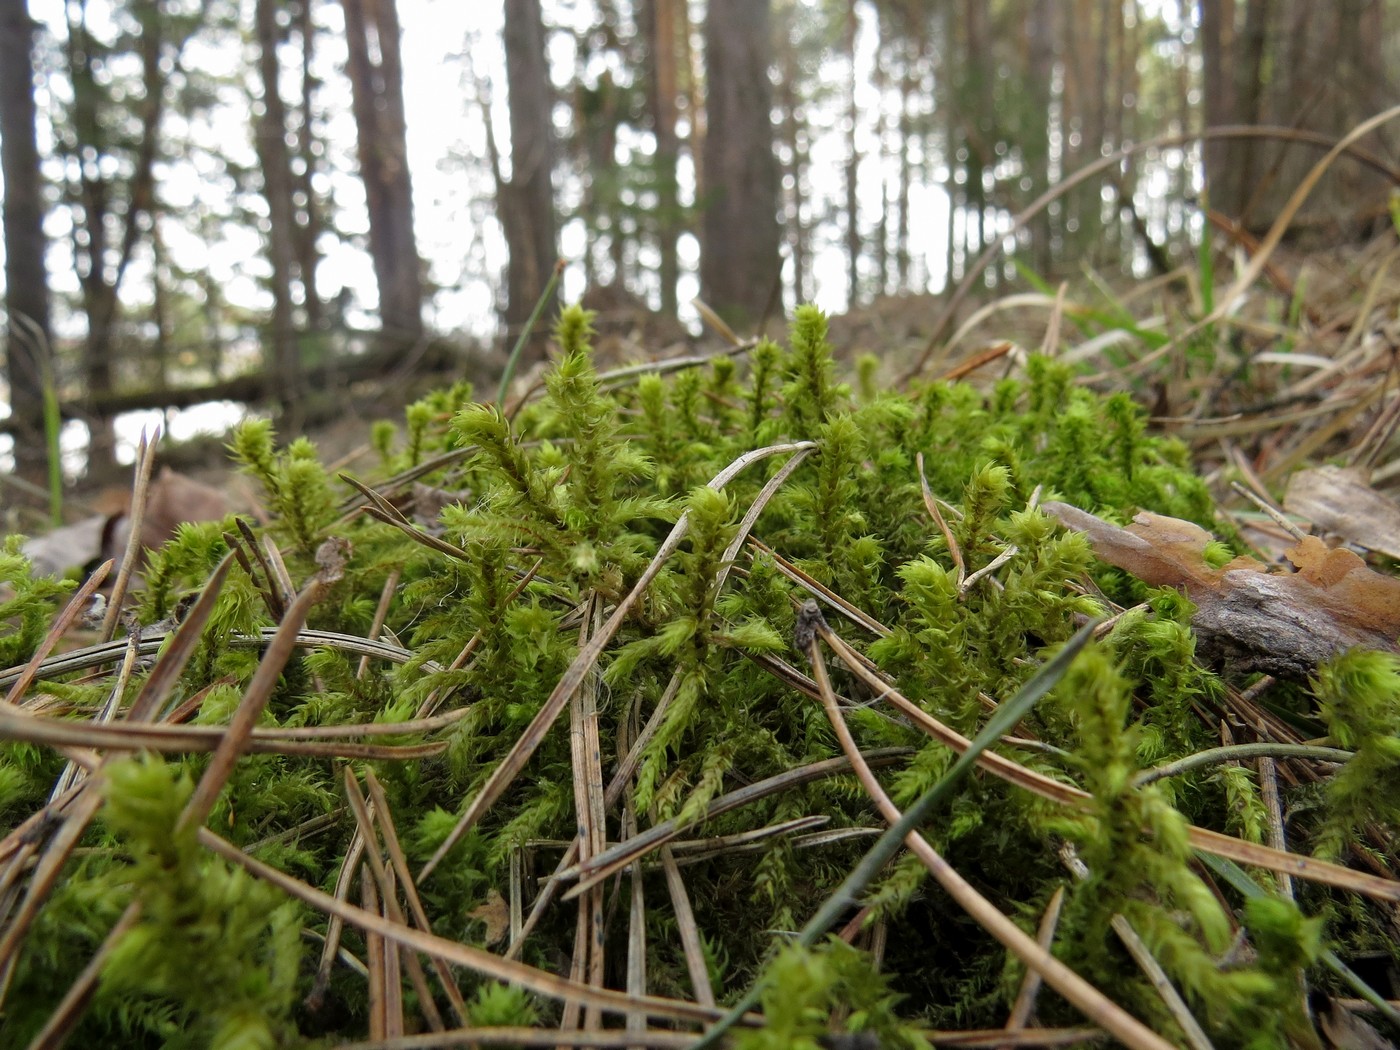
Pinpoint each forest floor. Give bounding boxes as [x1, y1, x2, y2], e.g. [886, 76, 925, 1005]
[5, 231, 1400, 1048]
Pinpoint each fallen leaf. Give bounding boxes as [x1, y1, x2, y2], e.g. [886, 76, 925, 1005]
[21, 516, 108, 578]
[21, 468, 229, 580]
[1319, 998, 1394, 1050]
[1285, 464, 1400, 561]
[135, 467, 230, 554]
[1044, 501, 1400, 679]
[467, 887, 510, 946]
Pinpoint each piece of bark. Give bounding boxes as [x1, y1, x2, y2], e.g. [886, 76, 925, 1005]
[1044, 501, 1400, 680]
[1284, 464, 1400, 561]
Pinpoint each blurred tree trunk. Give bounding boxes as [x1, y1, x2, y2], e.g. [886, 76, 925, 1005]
[894, 44, 914, 290]
[890, 10, 930, 293]
[644, 0, 681, 317]
[1230, 0, 1270, 218]
[1056, 0, 1106, 262]
[292, 0, 325, 332]
[873, 44, 890, 297]
[701, 0, 780, 330]
[962, 0, 990, 273]
[255, 0, 306, 427]
[342, 0, 424, 352]
[775, 2, 810, 305]
[1025, 0, 1056, 274]
[65, 1, 169, 474]
[576, 71, 622, 288]
[1202, 0, 1388, 235]
[150, 223, 170, 389]
[681, 1, 704, 221]
[1264, 0, 1387, 236]
[940, 3, 958, 286]
[1200, 0, 1244, 216]
[843, 0, 860, 307]
[500, 0, 559, 361]
[0, 0, 51, 482]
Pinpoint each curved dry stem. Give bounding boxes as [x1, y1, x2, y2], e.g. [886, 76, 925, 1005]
[1086, 105, 1400, 387]
[902, 122, 1400, 383]
[817, 625, 1400, 904]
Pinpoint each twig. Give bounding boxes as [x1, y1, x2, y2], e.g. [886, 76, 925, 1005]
[1133, 742, 1352, 787]
[1001, 886, 1065, 1041]
[100, 427, 160, 641]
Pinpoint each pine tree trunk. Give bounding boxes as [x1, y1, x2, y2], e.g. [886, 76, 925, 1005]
[293, 0, 325, 332]
[844, 0, 861, 307]
[66, 2, 168, 474]
[646, 0, 681, 317]
[776, 4, 809, 306]
[0, 0, 51, 481]
[1200, 0, 1241, 217]
[342, 0, 424, 352]
[700, 0, 780, 330]
[255, 0, 305, 427]
[500, 0, 559, 360]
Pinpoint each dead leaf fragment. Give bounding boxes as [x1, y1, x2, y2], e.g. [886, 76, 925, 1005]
[1044, 501, 1400, 679]
[21, 516, 108, 578]
[1319, 999, 1394, 1050]
[20, 468, 230, 580]
[1285, 464, 1400, 561]
[467, 888, 510, 945]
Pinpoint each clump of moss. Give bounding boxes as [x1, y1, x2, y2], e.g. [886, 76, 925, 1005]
[2, 303, 1396, 1046]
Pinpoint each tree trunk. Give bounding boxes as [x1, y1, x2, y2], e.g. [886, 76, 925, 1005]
[500, 0, 559, 360]
[66, 1, 169, 474]
[700, 0, 780, 330]
[255, 0, 306, 427]
[645, 0, 681, 317]
[1200, 0, 1240, 215]
[894, 27, 922, 291]
[844, 0, 861, 307]
[1200, 0, 1390, 235]
[1025, 0, 1056, 274]
[293, 0, 325, 332]
[776, 2, 809, 306]
[962, 0, 989, 271]
[342, 0, 424, 352]
[0, 0, 51, 481]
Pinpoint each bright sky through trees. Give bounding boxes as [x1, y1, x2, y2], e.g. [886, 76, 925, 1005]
[1, 0, 937, 346]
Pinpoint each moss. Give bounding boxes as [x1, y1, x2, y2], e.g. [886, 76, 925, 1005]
[4, 305, 1398, 1045]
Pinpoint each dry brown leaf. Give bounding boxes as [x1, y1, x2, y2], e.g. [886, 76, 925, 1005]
[468, 888, 510, 946]
[21, 517, 108, 578]
[21, 468, 229, 580]
[1319, 999, 1394, 1050]
[1044, 501, 1400, 679]
[137, 467, 230, 552]
[1284, 464, 1400, 561]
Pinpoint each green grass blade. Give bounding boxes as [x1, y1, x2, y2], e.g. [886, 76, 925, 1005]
[42, 359, 62, 526]
[497, 258, 564, 405]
